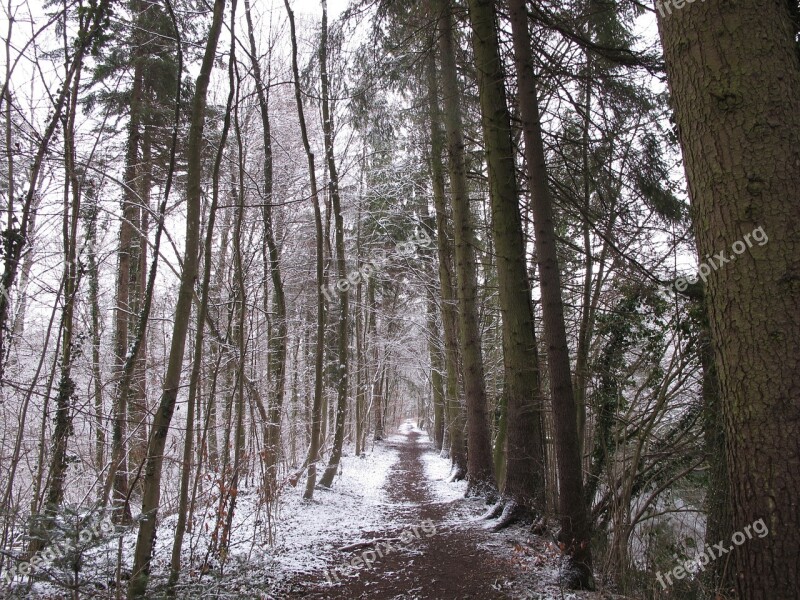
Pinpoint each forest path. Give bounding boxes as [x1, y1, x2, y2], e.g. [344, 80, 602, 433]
[281, 422, 514, 599]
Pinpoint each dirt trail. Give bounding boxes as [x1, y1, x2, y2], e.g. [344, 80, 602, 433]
[281, 426, 514, 599]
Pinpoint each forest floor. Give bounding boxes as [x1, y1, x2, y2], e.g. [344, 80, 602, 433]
[269, 422, 624, 600]
[10, 422, 631, 599]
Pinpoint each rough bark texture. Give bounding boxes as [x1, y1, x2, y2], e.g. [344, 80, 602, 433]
[506, 0, 593, 587]
[656, 1, 800, 597]
[435, 0, 495, 496]
[468, 0, 546, 513]
[698, 302, 734, 597]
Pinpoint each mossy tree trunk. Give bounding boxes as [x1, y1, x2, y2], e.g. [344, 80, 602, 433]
[467, 0, 547, 520]
[433, 0, 495, 496]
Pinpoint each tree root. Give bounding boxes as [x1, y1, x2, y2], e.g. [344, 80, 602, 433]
[559, 557, 596, 590]
[465, 479, 498, 502]
[480, 501, 505, 520]
[483, 499, 534, 532]
[447, 464, 466, 483]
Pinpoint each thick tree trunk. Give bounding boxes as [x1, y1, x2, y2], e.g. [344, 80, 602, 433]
[698, 302, 734, 597]
[427, 296, 445, 451]
[506, 0, 593, 587]
[128, 126, 152, 488]
[656, 1, 800, 596]
[468, 0, 547, 517]
[434, 0, 495, 496]
[109, 56, 143, 522]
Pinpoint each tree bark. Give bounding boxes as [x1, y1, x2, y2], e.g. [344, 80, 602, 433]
[467, 0, 547, 517]
[319, 0, 350, 488]
[434, 0, 495, 496]
[506, 0, 593, 586]
[656, 1, 800, 596]
[283, 0, 326, 501]
[425, 49, 466, 476]
[109, 50, 142, 522]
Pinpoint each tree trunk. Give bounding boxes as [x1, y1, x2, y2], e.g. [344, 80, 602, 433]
[166, 10, 234, 588]
[656, 1, 800, 596]
[425, 51, 466, 476]
[319, 0, 349, 488]
[434, 0, 495, 497]
[468, 0, 547, 518]
[127, 0, 226, 595]
[221, 88, 248, 555]
[506, 0, 593, 586]
[354, 196, 366, 456]
[698, 299, 734, 597]
[128, 124, 152, 489]
[84, 182, 105, 479]
[368, 277, 384, 441]
[427, 295, 445, 451]
[283, 0, 326, 501]
[110, 46, 144, 522]
[244, 0, 287, 492]
[35, 54, 84, 549]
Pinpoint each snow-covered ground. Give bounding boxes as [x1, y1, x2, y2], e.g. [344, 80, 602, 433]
[7, 422, 635, 599]
[8, 426, 406, 598]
